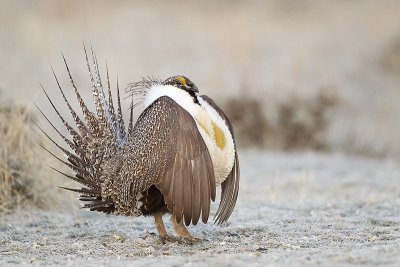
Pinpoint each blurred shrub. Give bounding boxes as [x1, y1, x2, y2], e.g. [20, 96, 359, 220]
[277, 91, 337, 150]
[0, 95, 67, 212]
[223, 91, 338, 150]
[222, 98, 271, 147]
[381, 36, 400, 75]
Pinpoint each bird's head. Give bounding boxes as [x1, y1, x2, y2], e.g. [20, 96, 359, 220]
[163, 75, 199, 94]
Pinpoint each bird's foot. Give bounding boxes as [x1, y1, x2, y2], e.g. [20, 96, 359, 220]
[159, 234, 180, 244]
[176, 235, 203, 245]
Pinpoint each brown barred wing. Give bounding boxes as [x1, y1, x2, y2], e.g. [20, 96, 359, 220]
[124, 96, 216, 225]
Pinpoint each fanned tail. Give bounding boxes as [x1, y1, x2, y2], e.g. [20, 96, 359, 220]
[37, 48, 134, 214]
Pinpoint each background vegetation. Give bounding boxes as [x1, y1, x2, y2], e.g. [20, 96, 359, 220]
[1, 0, 400, 211]
[0, 94, 72, 211]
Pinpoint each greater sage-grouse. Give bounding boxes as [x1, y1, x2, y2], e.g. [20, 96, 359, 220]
[38, 49, 239, 243]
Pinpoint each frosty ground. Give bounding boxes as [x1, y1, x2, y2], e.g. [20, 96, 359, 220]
[1, 150, 400, 266]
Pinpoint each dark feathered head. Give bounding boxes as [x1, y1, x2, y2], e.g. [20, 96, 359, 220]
[163, 75, 198, 93]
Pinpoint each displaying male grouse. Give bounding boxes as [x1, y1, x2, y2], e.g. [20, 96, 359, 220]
[38, 48, 239, 243]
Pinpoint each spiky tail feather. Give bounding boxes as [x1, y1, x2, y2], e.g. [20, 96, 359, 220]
[37, 47, 137, 214]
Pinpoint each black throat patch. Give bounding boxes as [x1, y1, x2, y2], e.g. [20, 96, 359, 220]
[188, 91, 200, 104]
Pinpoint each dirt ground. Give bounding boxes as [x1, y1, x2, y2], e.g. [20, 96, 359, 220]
[1, 1, 400, 266]
[1, 150, 399, 266]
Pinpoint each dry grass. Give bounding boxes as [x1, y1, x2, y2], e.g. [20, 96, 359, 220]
[223, 91, 338, 150]
[0, 95, 70, 212]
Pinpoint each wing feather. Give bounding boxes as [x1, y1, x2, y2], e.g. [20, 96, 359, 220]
[201, 162, 211, 224]
[183, 158, 193, 226]
[191, 158, 202, 225]
[173, 161, 184, 223]
[128, 96, 215, 225]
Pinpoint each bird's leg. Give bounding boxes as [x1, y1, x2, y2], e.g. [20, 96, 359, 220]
[153, 212, 170, 244]
[170, 216, 195, 244]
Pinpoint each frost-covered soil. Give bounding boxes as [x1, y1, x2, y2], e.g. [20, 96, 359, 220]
[1, 150, 400, 266]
